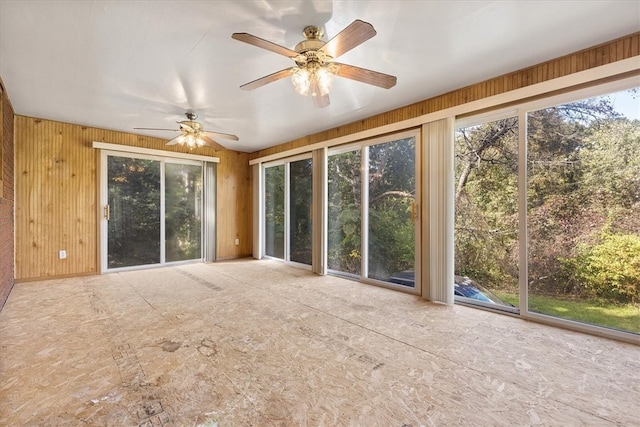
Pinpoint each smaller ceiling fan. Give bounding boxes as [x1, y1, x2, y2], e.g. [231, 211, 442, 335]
[232, 19, 397, 108]
[134, 111, 239, 150]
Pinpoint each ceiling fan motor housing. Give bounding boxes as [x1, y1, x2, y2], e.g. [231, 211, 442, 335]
[181, 111, 203, 131]
[294, 26, 331, 66]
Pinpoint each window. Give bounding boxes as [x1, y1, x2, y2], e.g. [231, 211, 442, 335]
[264, 164, 285, 259]
[263, 156, 313, 266]
[455, 81, 640, 336]
[526, 86, 640, 334]
[455, 114, 520, 311]
[101, 151, 207, 271]
[328, 131, 418, 290]
[327, 148, 361, 276]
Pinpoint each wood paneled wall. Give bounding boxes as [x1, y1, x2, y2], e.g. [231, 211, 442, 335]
[216, 150, 253, 259]
[251, 32, 640, 160]
[0, 78, 15, 308]
[14, 117, 252, 281]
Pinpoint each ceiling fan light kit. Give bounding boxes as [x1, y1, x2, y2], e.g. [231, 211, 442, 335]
[134, 111, 239, 150]
[232, 19, 397, 108]
[291, 27, 336, 98]
[291, 62, 337, 97]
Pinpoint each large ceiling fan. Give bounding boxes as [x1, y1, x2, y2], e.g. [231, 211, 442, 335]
[134, 111, 239, 150]
[232, 19, 397, 108]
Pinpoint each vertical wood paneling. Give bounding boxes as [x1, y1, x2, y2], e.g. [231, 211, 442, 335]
[216, 150, 252, 259]
[250, 32, 640, 161]
[15, 117, 252, 280]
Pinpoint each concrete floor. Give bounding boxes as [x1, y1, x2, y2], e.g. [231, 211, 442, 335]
[0, 259, 638, 426]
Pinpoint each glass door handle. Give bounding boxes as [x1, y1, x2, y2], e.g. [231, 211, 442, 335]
[104, 204, 110, 220]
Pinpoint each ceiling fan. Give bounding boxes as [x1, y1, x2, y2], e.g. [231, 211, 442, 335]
[232, 19, 397, 108]
[134, 111, 239, 150]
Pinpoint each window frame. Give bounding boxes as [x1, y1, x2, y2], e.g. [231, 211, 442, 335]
[454, 75, 640, 343]
[327, 128, 421, 294]
[262, 153, 314, 269]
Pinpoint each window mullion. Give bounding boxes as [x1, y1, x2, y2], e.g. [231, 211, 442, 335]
[284, 162, 291, 262]
[518, 108, 528, 313]
[361, 146, 369, 279]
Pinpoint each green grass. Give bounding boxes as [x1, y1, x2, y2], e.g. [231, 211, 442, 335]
[494, 292, 640, 334]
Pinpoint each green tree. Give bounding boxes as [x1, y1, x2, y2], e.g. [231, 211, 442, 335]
[108, 157, 161, 267]
[328, 150, 362, 273]
[265, 165, 285, 258]
[454, 96, 623, 295]
[565, 232, 640, 303]
[327, 138, 416, 278]
[368, 138, 415, 279]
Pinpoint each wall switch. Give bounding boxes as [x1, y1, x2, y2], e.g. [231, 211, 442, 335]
[59, 250, 67, 259]
[235, 238, 239, 246]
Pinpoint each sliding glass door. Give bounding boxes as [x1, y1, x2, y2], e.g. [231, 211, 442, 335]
[367, 138, 416, 284]
[263, 156, 313, 266]
[264, 164, 285, 259]
[327, 149, 361, 276]
[107, 156, 162, 268]
[165, 162, 203, 262]
[327, 131, 419, 290]
[103, 152, 204, 271]
[289, 158, 313, 265]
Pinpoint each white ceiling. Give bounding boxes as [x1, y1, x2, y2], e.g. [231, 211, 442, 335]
[1, 1, 638, 153]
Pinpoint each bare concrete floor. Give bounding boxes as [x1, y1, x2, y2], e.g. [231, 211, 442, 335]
[0, 260, 638, 426]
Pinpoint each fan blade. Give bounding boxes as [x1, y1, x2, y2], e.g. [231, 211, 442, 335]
[232, 33, 299, 58]
[200, 135, 226, 151]
[319, 19, 376, 59]
[335, 63, 397, 89]
[312, 93, 330, 109]
[166, 135, 185, 146]
[204, 130, 239, 141]
[240, 68, 294, 91]
[134, 127, 179, 132]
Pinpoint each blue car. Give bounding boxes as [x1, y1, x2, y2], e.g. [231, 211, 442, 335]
[389, 271, 513, 307]
[453, 275, 513, 306]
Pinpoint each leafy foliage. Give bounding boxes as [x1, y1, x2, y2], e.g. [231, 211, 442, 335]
[290, 159, 313, 265]
[107, 158, 203, 266]
[108, 157, 161, 267]
[165, 163, 202, 262]
[264, 165, 285, 258]
[564, 233, 640, 303]
[327, 150, 361, 274]
[327, 138, 416, 279]
[455, 88, 640, 319]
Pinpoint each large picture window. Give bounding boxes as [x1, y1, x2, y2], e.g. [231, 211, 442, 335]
[455, 82, 639, 336]
[526, 87, 640, 334]
[328, 131, 418, 290]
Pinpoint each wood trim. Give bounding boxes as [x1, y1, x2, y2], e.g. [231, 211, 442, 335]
[92, 141, 220, 163]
